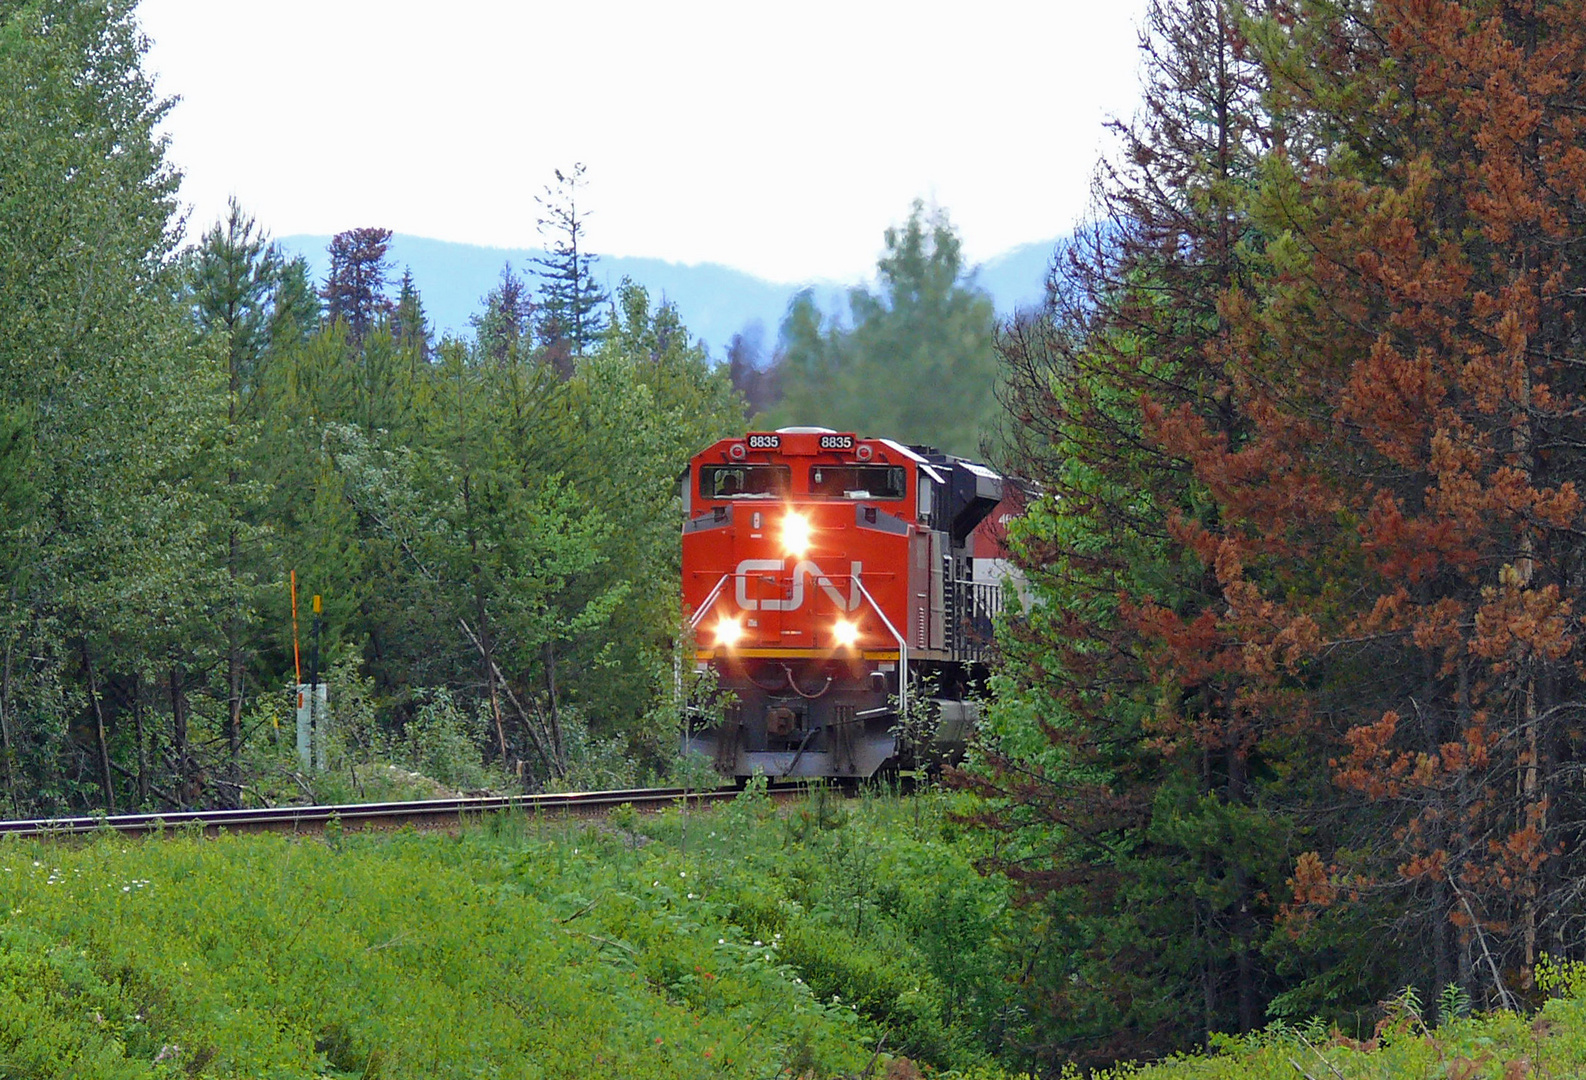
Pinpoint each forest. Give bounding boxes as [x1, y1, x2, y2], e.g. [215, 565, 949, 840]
[7, 0, 1586, 1075]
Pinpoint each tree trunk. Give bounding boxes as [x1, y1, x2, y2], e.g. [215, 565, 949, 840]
[132, 670, 148, 806]
[82, 644, 115, 813]
[0, 631, 15, 814]
[544, 643, 564, 771]
[474, 587, 508, 766]
[170, 664, 189, 809]
[227, 528, 243, 794]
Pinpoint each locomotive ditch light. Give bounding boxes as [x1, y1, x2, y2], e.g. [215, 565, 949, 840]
[781, 511, 812, 557]
[832, 618, 860, 649]
[715, 616, 744, 649]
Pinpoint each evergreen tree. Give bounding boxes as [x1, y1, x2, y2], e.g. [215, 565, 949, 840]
[533, 163, 609, 358]
[976, 0, 1586, 1059]
[187, 198, 284, 797]
[322, 227, 393, 344]
[390, 268, 431, 366]
[964, 0, 1298, 1064]
[268, 255, 321, 355]
[471, 264, 538, 366]
[761, 203, 999, 456]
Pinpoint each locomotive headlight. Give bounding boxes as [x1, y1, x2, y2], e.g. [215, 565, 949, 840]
[781, 511, 811, 556]
[833, 618, 860, 648]
[714, 616, 744, 649]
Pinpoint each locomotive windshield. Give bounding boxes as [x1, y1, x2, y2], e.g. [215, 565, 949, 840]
[808, 465, 907, 500]
[700, 464, 791, 499]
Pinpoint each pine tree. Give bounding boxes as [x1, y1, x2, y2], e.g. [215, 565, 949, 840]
[981, 0, 1586, 1042]
[471, 264, 538, 366]
[187, 198, 283, 797]
[321, 227, 393, 345]
[390, 268, 432, 366]
[964, 0, 1300, 1062]
[533, 163, 609, 359]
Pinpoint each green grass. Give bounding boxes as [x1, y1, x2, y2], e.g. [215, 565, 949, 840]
[0, 786, 1019, 1079]
[6, 785, 1586, 1080]
[0, 827, 868, 1077]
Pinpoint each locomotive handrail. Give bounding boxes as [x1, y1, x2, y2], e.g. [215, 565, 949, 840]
[687, 573, 732, 630]
[852, 574, 909, 722]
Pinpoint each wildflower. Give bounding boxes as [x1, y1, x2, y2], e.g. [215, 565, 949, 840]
[717, 938, 725, 945]
[122, 886, 130, 893]
[753, 940, 761, 946]
[679, 870, 686, 878]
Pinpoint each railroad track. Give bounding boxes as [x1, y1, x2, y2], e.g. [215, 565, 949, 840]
[0, 784, 803, 839]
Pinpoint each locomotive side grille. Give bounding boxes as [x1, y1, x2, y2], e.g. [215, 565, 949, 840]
[948, 577, 1003, 663]
[943, 554, 958, 654]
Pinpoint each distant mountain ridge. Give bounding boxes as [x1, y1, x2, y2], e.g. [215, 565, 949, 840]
[276, 233, 1056, 360]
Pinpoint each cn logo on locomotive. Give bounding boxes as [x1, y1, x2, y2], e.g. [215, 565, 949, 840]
[733, 558, 862, 612]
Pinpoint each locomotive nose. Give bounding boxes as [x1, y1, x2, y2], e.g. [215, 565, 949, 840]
[780, 511, 811, 556]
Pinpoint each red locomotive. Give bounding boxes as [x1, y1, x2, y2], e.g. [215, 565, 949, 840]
[681, 427, 1006, 777]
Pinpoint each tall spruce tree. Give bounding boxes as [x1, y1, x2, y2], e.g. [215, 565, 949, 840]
[187, 198, 284, 797]
[964, 0, 1298, 1064]
[322, 227, 394, 345]
[533, 163, 609, 359]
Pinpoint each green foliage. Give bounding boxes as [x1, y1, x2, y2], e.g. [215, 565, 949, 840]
[628, 786, 1023, 1071]
[0, 793, 1031, 1078]
[760, 202, 1000, 456]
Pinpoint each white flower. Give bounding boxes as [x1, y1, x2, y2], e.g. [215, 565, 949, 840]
[679, 871, 686, 878]
[122, 886, 130, 893]
[718, 938, 725, 945]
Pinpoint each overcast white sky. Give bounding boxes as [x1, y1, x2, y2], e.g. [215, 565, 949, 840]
[135, 1, 1147, 284]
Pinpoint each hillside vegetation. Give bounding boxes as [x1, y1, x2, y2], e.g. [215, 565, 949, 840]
[6, 787, 1586, 1080]
[0, 788, 1018, 1079]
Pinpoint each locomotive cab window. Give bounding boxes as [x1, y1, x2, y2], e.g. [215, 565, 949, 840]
[808, 465, 906, 500]
[700, 464, 791, 500]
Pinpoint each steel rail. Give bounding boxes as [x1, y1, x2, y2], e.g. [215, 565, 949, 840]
[0, 785, 780, 838]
